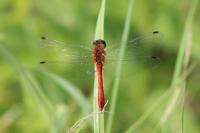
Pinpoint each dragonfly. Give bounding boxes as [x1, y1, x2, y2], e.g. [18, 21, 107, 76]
[39, 31, 162, 111]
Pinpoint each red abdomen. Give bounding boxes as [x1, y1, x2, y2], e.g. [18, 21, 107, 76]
[97, 63, 105, 111]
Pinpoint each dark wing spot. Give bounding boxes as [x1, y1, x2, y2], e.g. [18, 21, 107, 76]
[40, 61, 46, 64]
[41, 36, 47, 40]
[151, 55, 157, 59]
[153, 31, 159, 34]
[150, 56, 161, 67]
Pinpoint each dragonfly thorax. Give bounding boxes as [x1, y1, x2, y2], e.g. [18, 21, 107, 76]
[93, 39, 106, 64]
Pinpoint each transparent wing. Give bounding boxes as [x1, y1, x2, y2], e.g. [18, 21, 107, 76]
[38, 36, 94, 66]
[106, 31, 163, 67]
[38, 31, 163, 74]
[38, 36, 96, 83]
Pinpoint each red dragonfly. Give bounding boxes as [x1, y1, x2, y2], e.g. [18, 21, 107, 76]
[39, 31, 162, 111]
[93, 39, 106, 111]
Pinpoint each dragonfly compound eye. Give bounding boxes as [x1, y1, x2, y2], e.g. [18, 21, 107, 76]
[101, 40, 106, 48]
[93, 39, 106, 48]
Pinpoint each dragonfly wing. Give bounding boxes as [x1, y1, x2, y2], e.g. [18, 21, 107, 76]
[39, 36, 94, 65]
[38, 36, 96, 82]
[106, 31, 163, 67]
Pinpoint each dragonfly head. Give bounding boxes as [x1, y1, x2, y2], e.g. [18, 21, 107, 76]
[93, 39, 106, 48]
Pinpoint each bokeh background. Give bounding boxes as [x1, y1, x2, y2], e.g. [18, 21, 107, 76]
[0, 0, 199, 133]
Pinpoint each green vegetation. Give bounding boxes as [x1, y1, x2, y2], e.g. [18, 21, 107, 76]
[0, 0, 199, 133]
[93, 0, 106, 132]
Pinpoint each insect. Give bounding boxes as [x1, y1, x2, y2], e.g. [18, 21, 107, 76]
[39, 31, 162, 111]
[93, 39, 106, 111]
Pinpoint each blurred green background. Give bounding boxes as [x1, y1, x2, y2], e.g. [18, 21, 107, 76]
[0, 0, 200, 133]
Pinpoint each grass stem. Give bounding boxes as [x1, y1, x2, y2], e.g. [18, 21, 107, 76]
[106, 0, 134, 133]
[93, 0, 106, 133]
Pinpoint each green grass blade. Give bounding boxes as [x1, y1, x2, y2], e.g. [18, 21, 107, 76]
[0, 44, 53, 114]
[0, 106, 22, 132]
[106, 0, 134, 133]
[39, 69, 90, 114]
[125, 63, 196, 133]
[0, 44, 59, 132]
[157, 0, 198, 131]
[68, 112, 101, 133]
[0, 44, 21, 72]
[122, 0, 198, 132]
[52, 105, 69, 133]
[94, 0, 106, 40]
[125, 89, 171, 133]
[171, 0, 198, 87]
[93, 0, 106, 133]
[24, 70, 54, 113]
